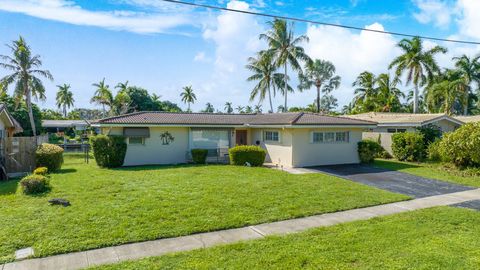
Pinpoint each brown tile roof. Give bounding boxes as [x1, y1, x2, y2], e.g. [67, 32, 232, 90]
[455, 115, 480, 123]
[94, 112, 375, 126]
[348, 112, 462, 125]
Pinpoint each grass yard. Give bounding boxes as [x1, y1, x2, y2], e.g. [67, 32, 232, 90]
[0, 154, 408, 263]
[91, 207, 480, 270]
[374, 159, 480, 187]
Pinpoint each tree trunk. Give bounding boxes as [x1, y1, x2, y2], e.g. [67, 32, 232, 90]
[413, 85, 419, 114]
[102, 104, 106, 117]
[188, 102, 191, 112]
[267, 85, 273, 113]
[25, 85, 37, 146]
[63, 104, 67, 118]
[284, 63, 288, 112]
[316, 82, 321, 113]
[464, 90, 469, 116]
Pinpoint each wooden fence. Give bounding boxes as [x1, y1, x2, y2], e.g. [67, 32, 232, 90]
[362, 132, 394, 155]
[3, 135, 48, 176]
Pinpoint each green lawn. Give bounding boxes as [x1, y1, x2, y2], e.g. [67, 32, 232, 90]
[0, 154, 408, 263]
[374, 159, 480, 187]
[91, 207, 480, 270]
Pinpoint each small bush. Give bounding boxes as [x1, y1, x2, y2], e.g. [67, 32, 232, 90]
[90, 135, 127, 168]
[357, 140, 383, 163]
[229, 145, 266, 166]
[36, 143, 64, 171]
[427, 139, 442, 162]
[438, 122, 480, 168]
[33, 167, 48, 176]
[20, 174, 50, 195]
[191, 149, 208, 164]
[391, 132, 425, 162]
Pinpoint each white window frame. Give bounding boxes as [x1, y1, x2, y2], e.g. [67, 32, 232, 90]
[128, 137, 145, 145]
[310, 131, 350, 144]
[263, 130, 280, 142]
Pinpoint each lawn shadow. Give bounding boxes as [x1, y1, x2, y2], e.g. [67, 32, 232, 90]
[374, 159, 422, 170]
[113, 163, 227, 172]
[0, 179, 20, 196]
[55, 168, 77, 174]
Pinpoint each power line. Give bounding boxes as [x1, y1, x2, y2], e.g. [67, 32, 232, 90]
[160, 0, 480, 45]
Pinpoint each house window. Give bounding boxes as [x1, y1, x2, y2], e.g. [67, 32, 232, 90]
[387, 128, 407, 133]
[312, 132, 324, 143]
[311, 131, 350, 144]
[264, 131, 279, 142]
[191, 129, 230, 149]
[336, 132, 349, 142]
[129, 137, 145, 145]
[325, 132, 335, 143]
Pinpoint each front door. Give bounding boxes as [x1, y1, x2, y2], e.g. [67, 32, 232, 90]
[235, 130, 247, 145]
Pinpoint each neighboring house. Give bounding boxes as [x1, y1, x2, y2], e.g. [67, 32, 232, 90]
[455, 115, 480, 124]
[0, 103, 23, 138]
[42, 119, 90, 133]
[348, 112, 463, 133]
[0, 104, 24, 179]
[92, 112, 376, 168]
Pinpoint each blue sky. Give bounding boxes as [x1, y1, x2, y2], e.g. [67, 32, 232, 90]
[0, 0, 479, 112]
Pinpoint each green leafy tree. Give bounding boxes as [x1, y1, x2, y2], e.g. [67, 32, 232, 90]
[260, 18, 311, 111]
[41, 108, 63, 120]
[425, 69, 466, 115]
[320, 94, 338, 113]
[0, 36, 52, 140]
[91, 78, 113, 117]
[126, 86, 159, 112]
[389, 37, 447, 113]
[452, 54, 480, 115]
[352, 71, 378, 113]
[376, 73, 404, 112]
[299, 59, 341, 113]
[56, 84, 74, 117]
[0, 93, 42, 136]
[236, 105, 245, 114]
[245, 106, 253, 114]
[203, 102, 214, 113]
[224, 102, 233, 114]
[180, 85, 197, 112]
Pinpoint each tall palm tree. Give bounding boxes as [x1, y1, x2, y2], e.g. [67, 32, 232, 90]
[352, 71, 378, 113]
[426, 69, 465, 114]
[0, 36, 53, 141]
[389, 37, 447, 113]
[376, 73, 404, 112]
[299, 59, 341, 113]
[453, 54, 480, 115]
[260, 18, 311, 111]
[91, 78, 113, 117]
[115, 81, 129, 92]
[224, 102, 233, 114]
[180, 85, 196, 112]
[56, 84, 74, 117]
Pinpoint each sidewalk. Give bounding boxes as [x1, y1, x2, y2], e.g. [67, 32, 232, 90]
[4, 188, 480, 270]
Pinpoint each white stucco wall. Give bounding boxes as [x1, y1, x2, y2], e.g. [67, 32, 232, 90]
[251, 128, 293, 168]
[434, 119, 460, 132]
[106, 127, 189, 166]
[291, 128, 363, 167]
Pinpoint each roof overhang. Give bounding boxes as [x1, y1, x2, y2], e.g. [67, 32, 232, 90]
[92, 123, 377, 129]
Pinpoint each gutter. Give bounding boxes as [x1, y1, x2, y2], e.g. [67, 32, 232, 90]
[92, 123, 377, 129]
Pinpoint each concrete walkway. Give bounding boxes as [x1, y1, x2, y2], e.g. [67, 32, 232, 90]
[4, 188, 480, 270]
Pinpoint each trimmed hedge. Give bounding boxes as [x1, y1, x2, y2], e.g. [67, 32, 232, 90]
[90, 135, 127, 168]
[191, 149, 208, 164]
[229, 145, 266, 166]
[20, 174, 50, 195]
[427, 139, 442, 162]
[357, 140, 383, 163]
[391, 132, 425, 162]
[36, 143, 64, 172]
[438, 122, 480, 167]
[33, 167, 48, 176]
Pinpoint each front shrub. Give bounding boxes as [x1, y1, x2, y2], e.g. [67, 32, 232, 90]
[229, 145, 266, 166]
[391, 132, 425, 162]
[36, 143, 64, 171]
[90, 135, 127, 168]
[191, 149, 208, 164]
[357, 140, 383, 163]
[427, 139, 442, 162]
[33, 167, 48, 176]
[438, 122, 480, 168]
[20, 174, 50, 195]
[416, 124, 442, 146]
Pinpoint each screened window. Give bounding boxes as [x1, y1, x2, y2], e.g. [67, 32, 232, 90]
[312, 132, 323, 143]
[335, 132, 349, 142]
[325, 132, 335, 143]
[129, 137, 145, 145]
[191, 129, 230, 149]
[311, 131, 350, 144]
[387, 128, 407, 133]
[264, 131, 279, 142]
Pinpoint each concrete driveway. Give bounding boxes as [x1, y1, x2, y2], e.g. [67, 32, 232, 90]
[310, 164, 473, 198]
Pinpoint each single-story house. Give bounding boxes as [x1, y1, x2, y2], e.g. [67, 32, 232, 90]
[348, 112, 463, 133]
[0, 104, 23, 138]
[42, 119, 90, 133]
[455, 115, 480, 123]
[92, 112, 376, 168]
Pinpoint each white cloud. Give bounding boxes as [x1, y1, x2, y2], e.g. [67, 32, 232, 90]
[413, 0, 452, 28]
[193, 51, 212, 62]
[304, 23, 399, 106]
[456, 0, 480, 40]
[0, 0, 191, 34]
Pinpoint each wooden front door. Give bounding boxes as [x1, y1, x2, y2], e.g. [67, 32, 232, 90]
[235, 130, 247, 145]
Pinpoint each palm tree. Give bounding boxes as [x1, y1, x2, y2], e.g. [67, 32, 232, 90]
[376, 73, 404, 112]
[180, 85, 196, 112]
[246, 51, 283, 113]
[352, 71, 378, 113]
[452, 54, 480, 115]
[204, 102, 214, 113]
[151, 93, 161, 103]
[426, 69, 465, 114]
[260, 18, 311, 111]
[389, 37, 447, 113]
[224, 102, 233, 114]
[56, 84, 74, 117]
[299, 59, 341, 113]
[236, 105, 245, 114]
[0, 36, 53, 141]
[115, 81, 129, 92]
[245, 106, 253, 113]
[254, 104, 262, 113]
[91, 78, 113, 117]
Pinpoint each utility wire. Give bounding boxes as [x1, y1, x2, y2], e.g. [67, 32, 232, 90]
[160, 0, 480, 45]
